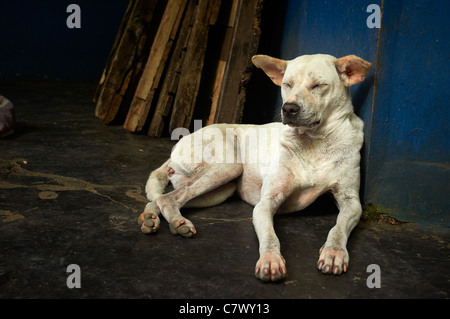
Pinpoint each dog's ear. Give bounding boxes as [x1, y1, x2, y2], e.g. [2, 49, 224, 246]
[334, 55, 372, 86]
[252, 55, 287, 86]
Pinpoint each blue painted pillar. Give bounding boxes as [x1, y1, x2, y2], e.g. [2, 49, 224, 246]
[278, 0, 450, 225]
[365, 1, 450, 225]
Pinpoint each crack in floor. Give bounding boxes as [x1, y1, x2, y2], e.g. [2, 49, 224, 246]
[0, 209, 25, 222]
[0, 158, 147, 214]
[194, 216, 253, 224]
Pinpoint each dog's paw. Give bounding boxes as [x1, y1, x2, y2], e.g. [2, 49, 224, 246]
[255, 252, 287, 282]
[317, 245, 348, 275]
[138, 202, 161, 234]
[169, 218, 196, 238]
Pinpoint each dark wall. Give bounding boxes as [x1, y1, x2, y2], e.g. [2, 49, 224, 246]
[243, 1, 288, 124]
[0, 0, 129, 81]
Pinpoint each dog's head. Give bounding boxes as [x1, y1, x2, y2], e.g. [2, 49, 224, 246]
[252, 54, 371, 130]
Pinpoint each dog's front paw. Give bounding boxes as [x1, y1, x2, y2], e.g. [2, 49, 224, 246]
[255, 252, 287, 282]
[317, 245, 349, 275]
[138, 202, 161, 234]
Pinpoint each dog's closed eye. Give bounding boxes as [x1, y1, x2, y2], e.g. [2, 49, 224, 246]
[311, 83, 328, 90]
[282, 82, 293, 89]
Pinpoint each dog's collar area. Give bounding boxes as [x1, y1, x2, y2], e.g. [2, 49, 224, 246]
[284, 119, 322, 132]
[283, 124, 328, 140]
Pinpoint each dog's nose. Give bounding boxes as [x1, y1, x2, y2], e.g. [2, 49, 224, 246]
[282, 103, 300, 116]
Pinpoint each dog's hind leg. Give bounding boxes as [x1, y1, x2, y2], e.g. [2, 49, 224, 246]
[184, 182, 236, 208]
[145, 159, 171, 201]
[155, 163, 243, 238]
[138, 160, 171, 234]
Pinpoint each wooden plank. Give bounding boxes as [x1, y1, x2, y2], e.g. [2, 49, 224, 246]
[124, 0, 187, 132]
[206, 0, 239, 125]
[103, 68, 133, 123]
[94, 0, 159, 122]
[94, 0, 139, 119]
[94, 0, 135, 104]
[168, 0, 222, 133]
[148, 0, 197, 137]
[206, 60, 226, 125]
[214, 0, 263, 124]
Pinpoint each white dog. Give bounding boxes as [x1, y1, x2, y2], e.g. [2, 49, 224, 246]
[138, 53, 371, 281]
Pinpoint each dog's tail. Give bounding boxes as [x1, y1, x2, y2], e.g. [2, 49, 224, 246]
[145, 159, 170, 201]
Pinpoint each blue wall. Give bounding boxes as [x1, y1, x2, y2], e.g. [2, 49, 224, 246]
[0, 0, 129, 81]
[279, 0, 450, 225]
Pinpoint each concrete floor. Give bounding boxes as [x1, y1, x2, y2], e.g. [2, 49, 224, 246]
[0, 81, 449, 299]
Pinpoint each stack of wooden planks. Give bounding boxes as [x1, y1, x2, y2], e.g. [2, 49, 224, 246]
[94, 0, 263, 137]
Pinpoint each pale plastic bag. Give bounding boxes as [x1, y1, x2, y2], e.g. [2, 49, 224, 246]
[0, 95, 15, 137]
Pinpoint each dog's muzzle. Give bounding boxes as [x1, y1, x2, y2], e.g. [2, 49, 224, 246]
[282, 103, 300, 118]
[281, 102, 321, 128]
